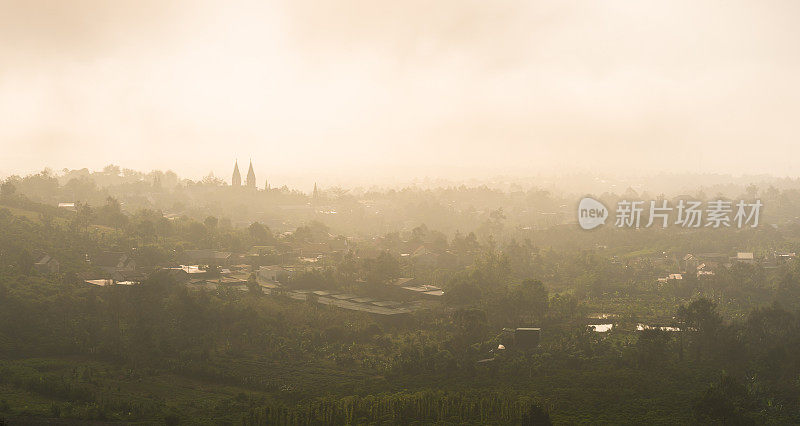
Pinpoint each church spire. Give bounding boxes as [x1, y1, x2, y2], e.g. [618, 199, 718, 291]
[245, 159, 256, 189]
[232, 160, 241, 187]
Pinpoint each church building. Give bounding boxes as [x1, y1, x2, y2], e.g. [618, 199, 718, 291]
[232, 159, 259, 189]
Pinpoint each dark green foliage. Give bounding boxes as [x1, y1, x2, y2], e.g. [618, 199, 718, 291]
[3, 179, 800, 423]
[245, 391, 549, 425]
[693, 376, 757, 425]
[635, 329, 672, 368]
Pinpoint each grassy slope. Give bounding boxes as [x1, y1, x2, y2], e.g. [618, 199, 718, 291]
[0, 351, 715, 424]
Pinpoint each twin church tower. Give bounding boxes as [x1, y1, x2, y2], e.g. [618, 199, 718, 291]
[231, 160, 265, 189]
[231, 160, 318, 195]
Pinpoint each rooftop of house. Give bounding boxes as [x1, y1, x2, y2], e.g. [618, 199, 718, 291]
[218, 276, 248, 285]
[85, 279, 114, 286]
[259, 265, 285, 271]
[330, 293, 358, 300]
[93, 252, 132, 268]
[164, 265, 206, 274]
[696, 253, 728, 259]
[401, 285, 443, 294]
[412, 246, 434, 257]
[184, 249, 232, 260]
[392, 277, 419, 287]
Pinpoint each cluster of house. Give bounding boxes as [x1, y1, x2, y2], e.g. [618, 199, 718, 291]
[41, 241, 444, 318]
[399, 246, 461, 269]
[656, 251, 797, 283]
[33, 251, 141, 286]
[83, 252, 144, 286]
[161, 262, 433, 317]
[159, 249, 289, 292]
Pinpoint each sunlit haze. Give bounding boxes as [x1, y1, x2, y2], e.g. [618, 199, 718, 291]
[6, 3, 800, 423]
[2, 1, 800, 184]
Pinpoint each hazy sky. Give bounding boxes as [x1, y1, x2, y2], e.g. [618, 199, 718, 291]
[2, 0, 800, 183]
